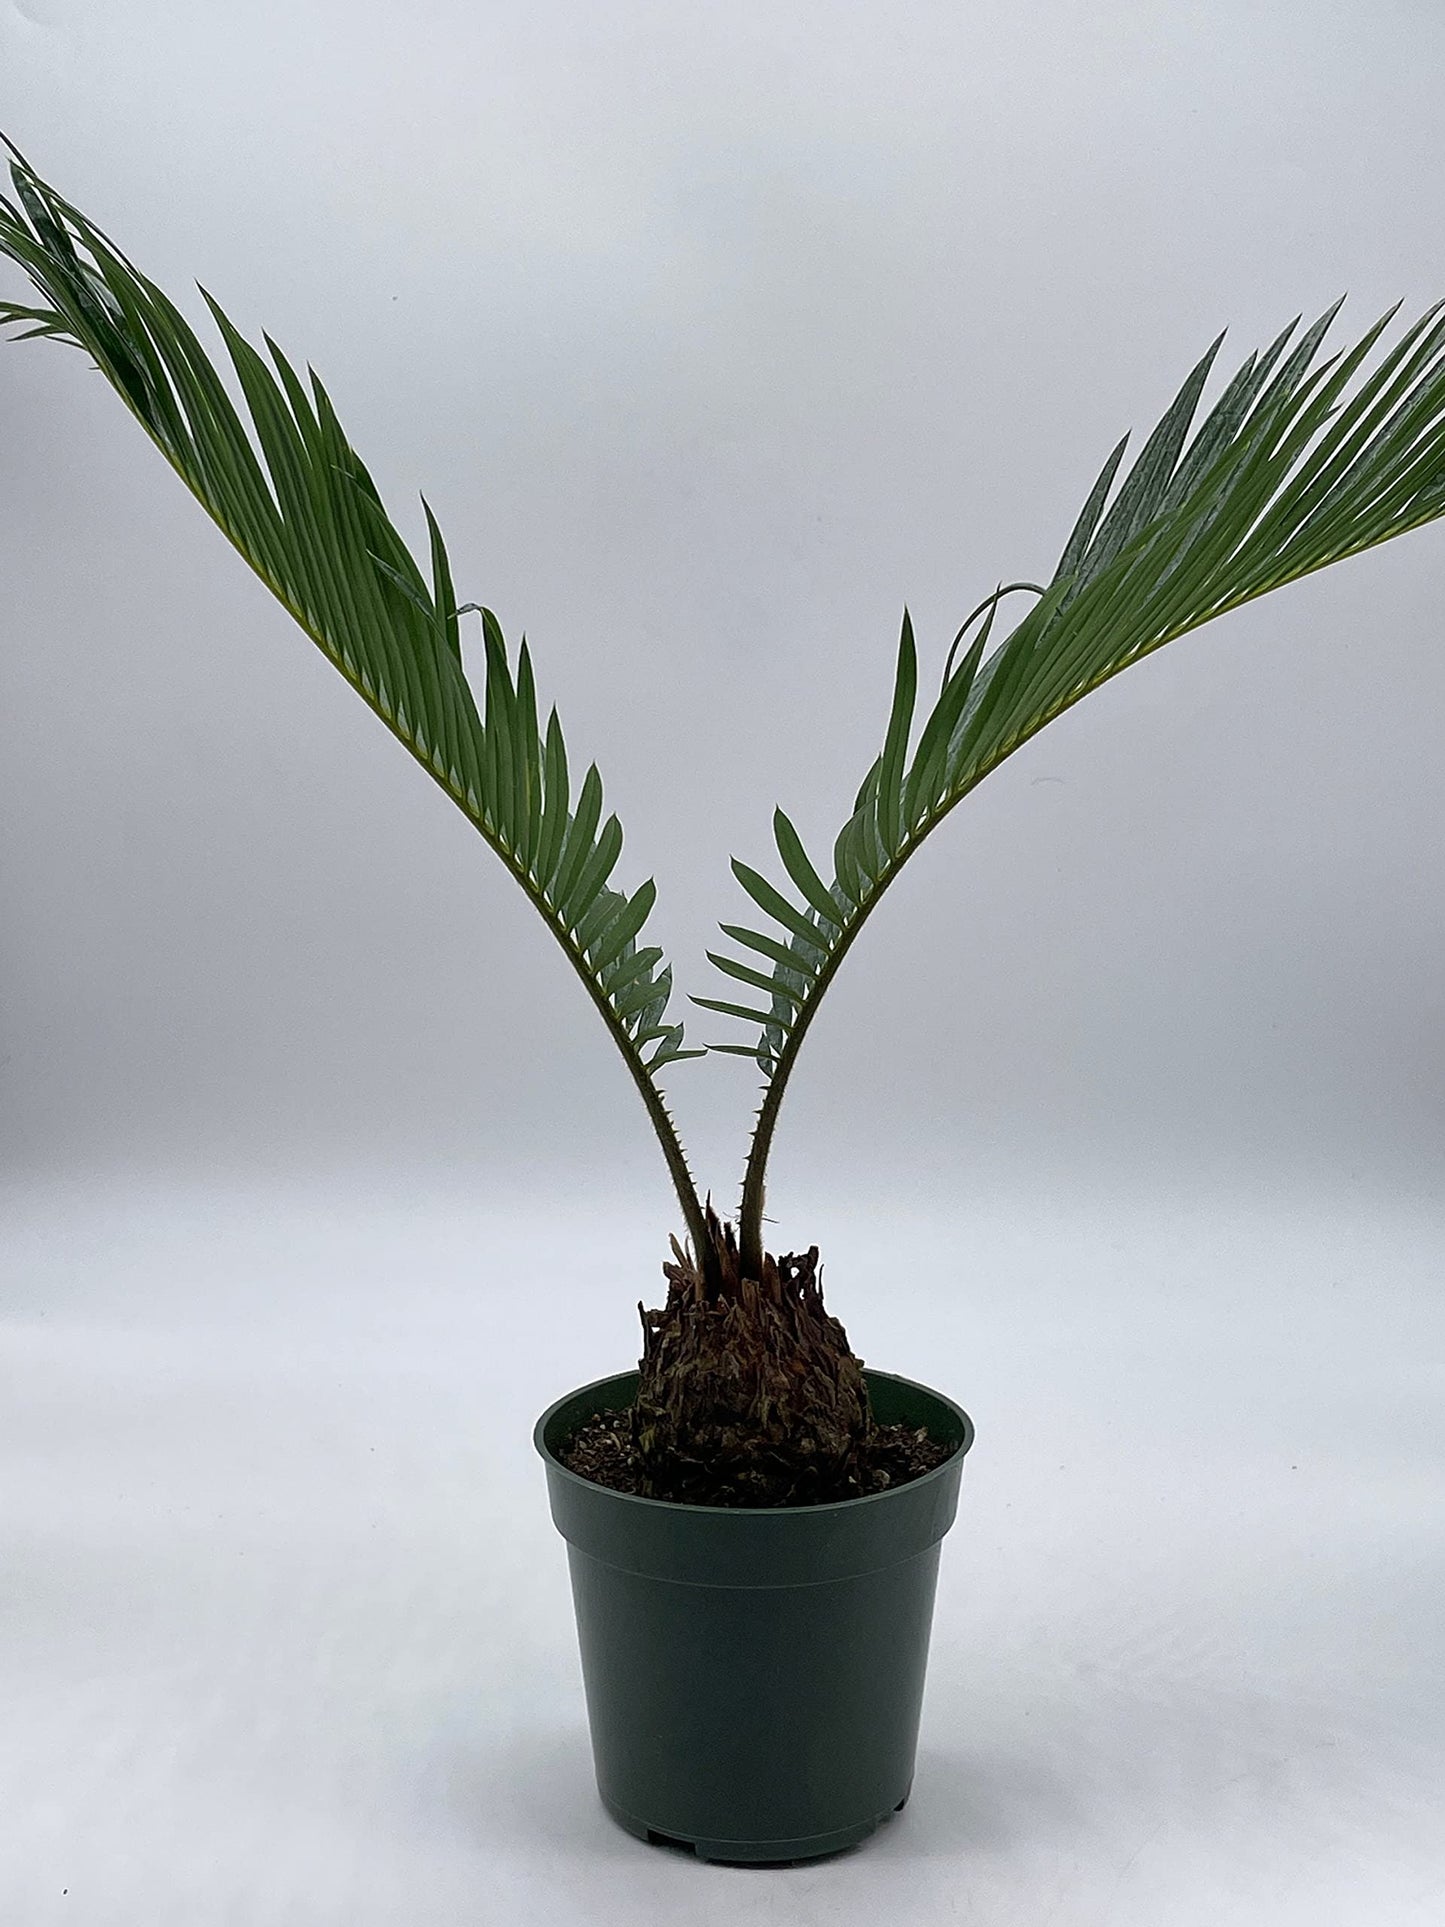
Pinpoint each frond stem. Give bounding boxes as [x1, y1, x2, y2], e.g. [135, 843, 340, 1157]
[736, 854, 909, 1279]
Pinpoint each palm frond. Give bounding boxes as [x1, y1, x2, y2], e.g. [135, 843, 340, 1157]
[709, 300, 1445, 1268]
[0, 148, 706, 1238]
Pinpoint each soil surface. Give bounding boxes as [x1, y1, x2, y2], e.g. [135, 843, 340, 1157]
[558, 1407, 955, 1506]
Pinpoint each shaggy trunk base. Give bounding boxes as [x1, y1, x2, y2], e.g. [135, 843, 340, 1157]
[626, 1206, 876, 1506]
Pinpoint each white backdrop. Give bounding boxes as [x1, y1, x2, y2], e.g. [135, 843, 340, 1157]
[2, 4, 1443, 1923]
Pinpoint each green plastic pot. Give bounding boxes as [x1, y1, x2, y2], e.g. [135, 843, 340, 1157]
[535, 1366, 973, 1864]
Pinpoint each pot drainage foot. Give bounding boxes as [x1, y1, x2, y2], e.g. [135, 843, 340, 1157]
[644, 1828, 697, 1855]
[604, 1791, 910, 1865]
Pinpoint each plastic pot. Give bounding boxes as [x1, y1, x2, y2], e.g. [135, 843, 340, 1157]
[535, 1367, 973, 1864]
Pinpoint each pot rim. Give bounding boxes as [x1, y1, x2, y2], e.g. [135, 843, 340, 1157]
[534, 1365, 974, 1518]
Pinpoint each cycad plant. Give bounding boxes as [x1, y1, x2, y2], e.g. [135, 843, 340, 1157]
[6, 146, 1444, 1505]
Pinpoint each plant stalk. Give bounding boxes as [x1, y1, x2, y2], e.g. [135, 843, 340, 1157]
[735, 853, 909, 1278]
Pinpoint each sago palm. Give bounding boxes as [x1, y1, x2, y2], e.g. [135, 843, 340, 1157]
[5, 144, 1443, 1505]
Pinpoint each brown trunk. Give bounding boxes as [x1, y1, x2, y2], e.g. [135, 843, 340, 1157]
[630, 1203, 874, 1506]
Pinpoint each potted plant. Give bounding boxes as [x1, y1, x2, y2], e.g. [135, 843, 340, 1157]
[4, 144, 1443, 1864]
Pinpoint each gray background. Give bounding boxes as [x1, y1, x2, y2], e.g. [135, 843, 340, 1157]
[2, 3, 1442, 1923]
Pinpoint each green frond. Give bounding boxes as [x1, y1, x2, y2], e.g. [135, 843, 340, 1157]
[717, 299, 1445, 1270]
[0, 150, 706, 1242]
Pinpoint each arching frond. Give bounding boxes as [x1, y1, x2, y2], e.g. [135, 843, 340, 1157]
[0, 148, 705, 1243]
[709, 300, 1445, 1271]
